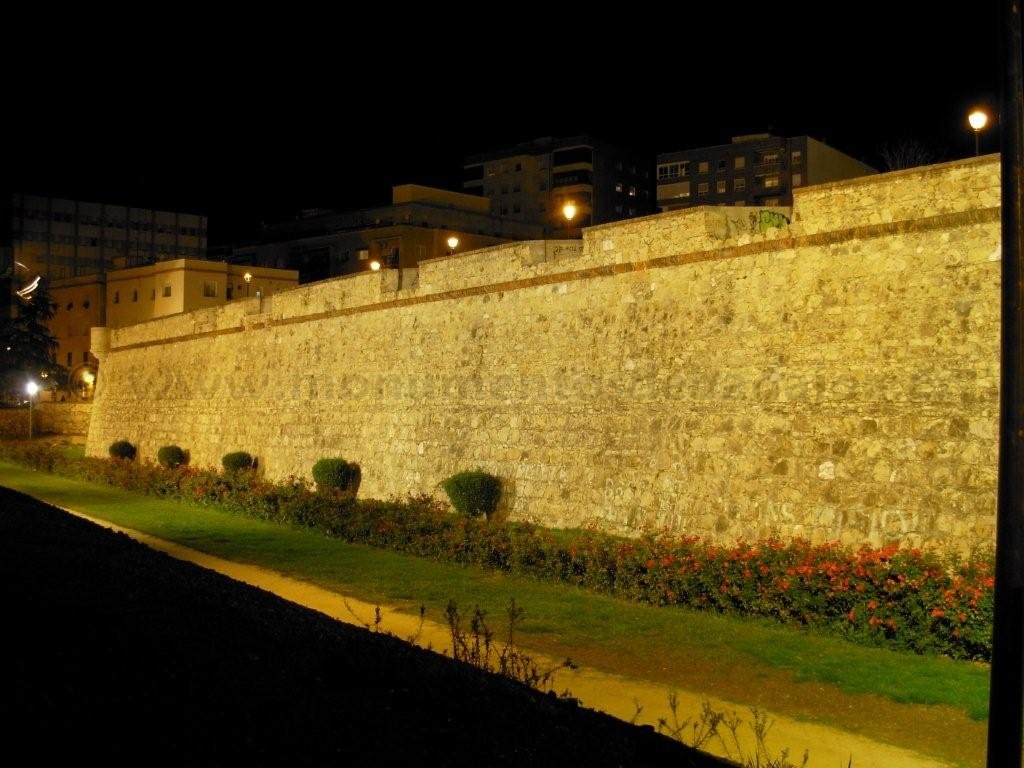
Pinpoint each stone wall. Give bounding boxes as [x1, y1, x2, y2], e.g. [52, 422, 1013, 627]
[87, 156, 1002, 551]
[0, 402, 92, 439]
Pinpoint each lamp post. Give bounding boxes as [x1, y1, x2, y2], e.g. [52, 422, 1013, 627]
[26, 381, 38, 440]
[446, 236, 459, 256]
[82, 369, 95, 400]
[562, 201, 577, 239]
[968, 109, 989, 157]
[369, 260, 382, 271]
[243, 271, 253, 298]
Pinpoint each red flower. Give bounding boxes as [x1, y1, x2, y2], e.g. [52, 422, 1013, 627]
[931, 607, 945, 618]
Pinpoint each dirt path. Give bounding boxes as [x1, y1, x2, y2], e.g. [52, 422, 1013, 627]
[53, 504, 953, 768]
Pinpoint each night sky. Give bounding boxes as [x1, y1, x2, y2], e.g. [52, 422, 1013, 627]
[9, 3, 1006, 246]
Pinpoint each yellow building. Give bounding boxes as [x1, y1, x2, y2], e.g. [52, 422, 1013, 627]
[48, 261, 298, 380]
[49, 275, 105, 371]
[104, 260, 297, 327]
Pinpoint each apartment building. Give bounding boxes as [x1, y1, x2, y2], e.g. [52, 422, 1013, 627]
[656, 134, 875, 211]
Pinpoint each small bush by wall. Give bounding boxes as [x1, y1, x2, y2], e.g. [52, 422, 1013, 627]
[108, 440, 136, 461]
[157, 445, 188, 469]
[222, 451, 255, 473]
[311, 458, 361, 495]
[442, 471, 502, 520]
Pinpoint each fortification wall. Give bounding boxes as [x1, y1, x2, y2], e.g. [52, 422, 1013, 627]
[87, 156, 1001, 550]
[0, 402, 92, 439]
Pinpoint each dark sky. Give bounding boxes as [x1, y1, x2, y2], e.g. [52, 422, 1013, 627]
[8, 3, 1006, 245]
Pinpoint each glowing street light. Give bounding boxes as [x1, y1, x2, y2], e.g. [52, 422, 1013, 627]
[446, 236, 459, 256]
[561, 201, 577, 240]
[243, 271, 253, 298]
[369, 260, 382, 271]
[26, 381, 39, 440]
[968, 109, 989, 157]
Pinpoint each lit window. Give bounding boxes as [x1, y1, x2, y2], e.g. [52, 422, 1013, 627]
[628, 186, 637, 197]
[735, 178, 746, 191]
[698, 161, 709, 174]
[735, 156, 746, 170]
[761, 152, 779, 164]
[792, 173, 802, 187]
[716, 180, 727, 194]
[791, 150, 802, 164]
[764, 175, 780, 189]
[697, 182, 709, 197]
[615, 181, 624, 192]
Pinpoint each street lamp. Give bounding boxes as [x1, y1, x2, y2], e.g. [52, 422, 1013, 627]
[562, 201, 577, 239]
[243, 271, 253, 298]
[968, 109, 989, 157]
[369, 260, 382, 271]
[446, 236, 459, 256]
[26, 381, 39, 440]
[82, 369, 95, 400]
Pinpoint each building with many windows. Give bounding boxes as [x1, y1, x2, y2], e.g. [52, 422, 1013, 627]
[656, 134, 875, 211]
[222, 185, 541, 283]
[6, 194, 208, 281]
[462, 136, 654, 237]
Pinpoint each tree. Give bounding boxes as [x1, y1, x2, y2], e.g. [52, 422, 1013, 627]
[878, 139, 948, 171]
[0, 279, 66, 401]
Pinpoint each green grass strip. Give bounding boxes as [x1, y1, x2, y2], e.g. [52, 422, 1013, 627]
[0, 460, 990, 722]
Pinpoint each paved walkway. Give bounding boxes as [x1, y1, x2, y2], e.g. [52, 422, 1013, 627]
[50, 503, 951, 768]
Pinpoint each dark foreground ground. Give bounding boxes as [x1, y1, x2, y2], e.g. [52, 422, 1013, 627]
[0, 487, 730, 767]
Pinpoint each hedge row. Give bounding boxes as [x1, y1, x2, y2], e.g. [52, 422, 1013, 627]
[0, 442, 994, 661]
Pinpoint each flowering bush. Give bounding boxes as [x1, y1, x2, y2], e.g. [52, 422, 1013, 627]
[0, 442, 994, 661]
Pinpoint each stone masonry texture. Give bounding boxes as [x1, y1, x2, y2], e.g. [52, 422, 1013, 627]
[87, 157, 1001, 551]
[0, 403, 92, 439]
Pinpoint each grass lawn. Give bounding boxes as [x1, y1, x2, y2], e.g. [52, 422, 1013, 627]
[0, 459, 992, 767]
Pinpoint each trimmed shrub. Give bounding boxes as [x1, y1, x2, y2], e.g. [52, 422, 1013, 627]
[311, 458, 361, 495]
[157, 445, 187, 469]
[222, 451, 255, 473]
[441, 470, 501, 520]
[108, 440, 136, 461]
